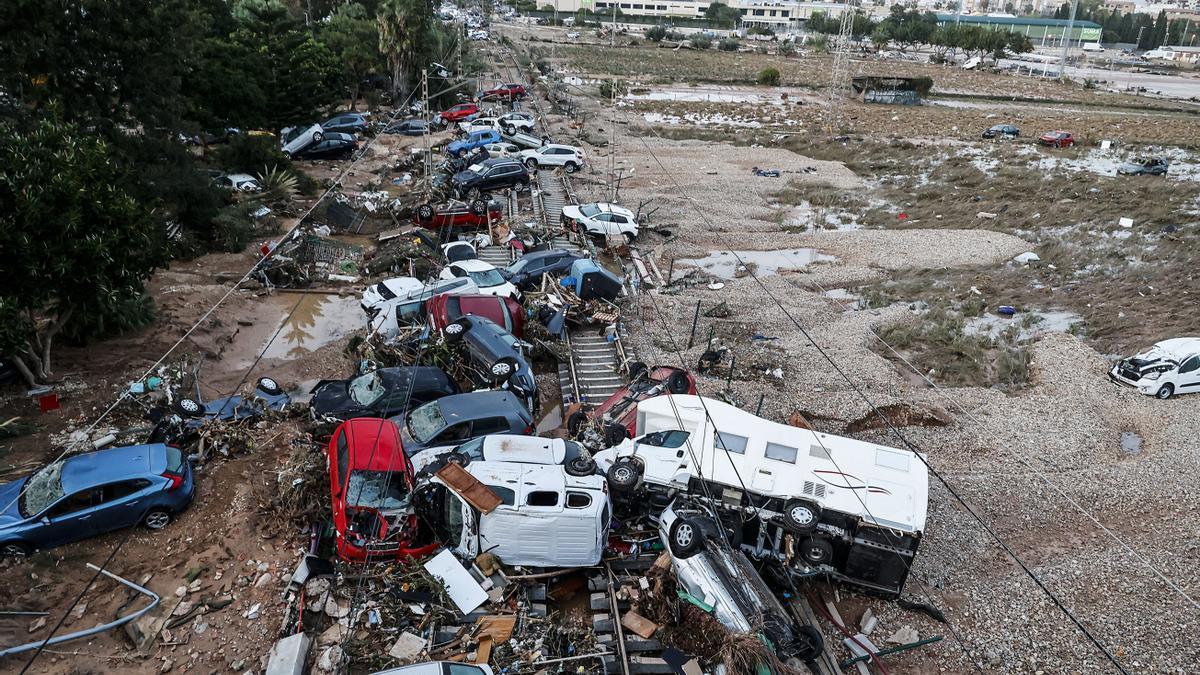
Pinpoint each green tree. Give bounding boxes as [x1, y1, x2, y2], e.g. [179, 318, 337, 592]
[379, 0, 436, 103]
[703, 2, 741, 29]
[0, 118, 166, 385]
[324, 3, 385, 109]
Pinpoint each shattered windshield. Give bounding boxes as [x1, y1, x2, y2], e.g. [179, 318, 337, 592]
[408, 401, 446, 443]
[21, 460, 66, 517]
[376, 282, 397, 301]
[467, 269, 506, 287]
[346, 471, 411, 510]
[348, 372, 386, 407]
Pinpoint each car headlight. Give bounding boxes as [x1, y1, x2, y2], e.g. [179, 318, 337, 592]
[1144, 371, 1160, 380]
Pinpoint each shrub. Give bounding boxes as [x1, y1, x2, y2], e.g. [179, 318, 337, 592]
[213, 134, 290, 175]
[690, 34, 712, 49]
[719, 38, 739, 51]
[646, 25, 667, 41]
[911, 76, 934, 97]
[758, 67, 781, 86]
[599, 78, 629, 100]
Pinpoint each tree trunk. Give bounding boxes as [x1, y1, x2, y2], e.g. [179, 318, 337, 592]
[11, 354, 39, 388]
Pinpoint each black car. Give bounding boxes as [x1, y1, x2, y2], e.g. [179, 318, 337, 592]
[385, 118, 429, 136]
[310, 367, 459, 421]
[322, 113, 369, 135]
[500, 249, 585, 291]
[451, 157, 530, 199]
[294, 132, 358, 160]
[393, 390, 534, 453]
[982, 124, 1020, 139]
[443, 316, 538, 414]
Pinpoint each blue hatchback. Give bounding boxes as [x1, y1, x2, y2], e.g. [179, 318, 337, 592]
[0, 444, 195, 557]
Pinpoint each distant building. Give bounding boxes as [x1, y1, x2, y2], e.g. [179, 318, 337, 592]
[1102, 0, 1136, 14]
[935, 14, 1103, 46]
[556, 0, 851, 31]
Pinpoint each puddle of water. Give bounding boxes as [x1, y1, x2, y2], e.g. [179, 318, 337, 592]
[677, 249, 837, 280]
[784, 201, 863, 231]
[964, 309, 1083, 341]
[1120, 431, 1142, 455]
[260, 294, 365, 361]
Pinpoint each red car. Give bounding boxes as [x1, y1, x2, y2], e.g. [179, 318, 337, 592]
[568, 364, 697, 446]
[327, 418, 437, 562]
[427, 292, 526, 338]
[414, 199, 503, 229]
[478, 83, 527, 101]
[436, 103, 479, 124]
[1038, 131, 1075, 148]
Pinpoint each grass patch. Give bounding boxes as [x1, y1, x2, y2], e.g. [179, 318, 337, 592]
[876, 306, 1031, 389]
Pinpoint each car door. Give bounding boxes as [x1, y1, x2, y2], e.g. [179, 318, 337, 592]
[100, 478, 155, 528]
[36, 487, 107, 548]
[471, 416, 513, 436]
[1176, 355, 1200, 392]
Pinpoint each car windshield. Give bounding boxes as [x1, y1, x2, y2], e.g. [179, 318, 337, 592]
[408, 401, 446, 443]
[376, 282, 397, 301]
[468, 269, 506, 287]
[579, 204, 602, 217]
[346, 470, 411, 510]
[21, 460, 66, 517]
[348, 372, 387, 406]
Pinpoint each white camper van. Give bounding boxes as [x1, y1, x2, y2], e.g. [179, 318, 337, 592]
[593, 395, 929, 596]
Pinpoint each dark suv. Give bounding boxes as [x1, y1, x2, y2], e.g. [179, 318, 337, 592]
[500, 249, 585, 292]
[443, 316, 538, 414]
[451, 157, 530, 199]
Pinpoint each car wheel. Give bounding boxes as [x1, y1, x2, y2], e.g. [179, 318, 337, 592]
[176, 397, 204, 418]
[313, 131, 324, 143]
[503, 125, 515, 135]
[446, 451, 469, 467]
[566, 410, 589, 437]
[604, 423, 630, 447]
[0, 541, 32, 558]
[668, 516, 705, 559]
[628, 361, 648, 381]
[606, 459, 641, 493]
[565, 455, 597, 477]
[256, 377, 281, 396]
[793, 625, 825, 662]
[417, 203, 435, 222]
[782, 499, 820, 534]
[282, 150, 292, 160]
[525, 158, 538, 170]
[1156, 383, 1175, 400]
[144, 509, 172, 531]
[667, 371, 691, 395]
[564, 161, 579, 173]
[469, 199, 487, 216]
[488, 356, 519, 383]
[444, 319, 469, 342]
[457, 148, 468, 158]
[800, 536, 834, 565]
[623, 232, 635, 246]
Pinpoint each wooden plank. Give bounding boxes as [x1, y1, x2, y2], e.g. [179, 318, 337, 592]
[435, 462, 501, 513]
[475, 615, 516, 643]
[620, 611, 659, 640]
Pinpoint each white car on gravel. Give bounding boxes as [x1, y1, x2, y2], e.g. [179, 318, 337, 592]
[438, 259, 520, 300]
[1110, 337, 1200, 399]
[560, 202, 639, 242]
[519, 144, 585, 173]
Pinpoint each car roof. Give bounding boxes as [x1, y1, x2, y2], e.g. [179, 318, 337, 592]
[61, 444, 161, 493]
[226, 173, 258, 181]
[1150, 337, 1200, 356]
[435, 391, 529, 420]
[481, 157, 520, 168]
[452, 259, 498, 272]
[577, 202, 635, 218]
[478, 435, 566, 463]
[519, 249, 576, 262]
[340, 418, 409, 471]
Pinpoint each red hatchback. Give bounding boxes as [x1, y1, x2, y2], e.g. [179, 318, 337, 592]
[437, 103, 479, 124]
[327, 418, 437, 562]
[1038, 131, 1075, 148]
[568, 364, 697, 446]
[427, 292, 525, 338]
[479, 83, 527, 100]
[414, 199, 503, 230]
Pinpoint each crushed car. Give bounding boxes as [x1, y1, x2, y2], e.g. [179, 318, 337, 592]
[280, 123, 325, 158]
[568, 364, 696, 447]
[147, 376, 289, 449]
[394, 390, 533, 454]
[407, 434, 596, 476]
[413, 198, 502, 230]
[1109, 337, 1200, 399]
[442, 316, 538, 413]
[427, 292, 525, 338]
[310, 366, 459, 422]
[1117, 156, 1169, 176]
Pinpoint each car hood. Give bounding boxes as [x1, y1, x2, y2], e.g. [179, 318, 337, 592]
[311, 381, 355, 417]
[0, 479, 29, 527]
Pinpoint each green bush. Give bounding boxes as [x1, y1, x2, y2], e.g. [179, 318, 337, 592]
[719, 38, 739, 51]
[646, 25, 667, 41]
[911, 76, 934, 97]
[690, 34, 712, 49]
[212, 134, 290, 175]
[599, 78, 629, 100]
[757, 67, 781, 86]
[61, 288, 156, 346]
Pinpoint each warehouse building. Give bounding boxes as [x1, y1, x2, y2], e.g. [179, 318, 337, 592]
[934, 14, 1103, 46]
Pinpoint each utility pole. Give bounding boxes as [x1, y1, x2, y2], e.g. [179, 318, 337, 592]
[954, 0, 963, 26]
[1057, 0, 1078, 77]
[422, 69, 432, 182]
[612, 1, 617, 47]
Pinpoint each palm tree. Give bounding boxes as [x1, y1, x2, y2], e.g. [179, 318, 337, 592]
[378, 0, 434, 103]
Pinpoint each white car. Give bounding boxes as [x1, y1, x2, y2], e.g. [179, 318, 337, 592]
[1110, 337, 1200, 399]
[438, 259, 520, 300]
[458, 117, 499, 134]
[372, 663, 493, 675]
[279, 123, 324, 158]
[560, 202, 639, 241]
[519, 144, 585, 173]
[361, 277, 424, 316]
[497, 112, 537, 134]
[468, 29, 489, 40]
[366, 277, 481, 341]
[483, 141, 521, 158]
[408, 434, 596, 475]
[213, 173, 262, 192]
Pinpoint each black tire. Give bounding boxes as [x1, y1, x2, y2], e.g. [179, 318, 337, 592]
[524, 158, 538, 170]
[800, 536, 833, 565]
[282, 150, 292, 160]
[256, 377, 282, 396]
[488, 356, 519, 383]
[502, 125, 515, 135]
[417, 203, 435, 222]
[0, 541, 32, 557]
[793, 625, 825, 662]
[604, 423, 630, 447]
[567, 410, 588, 437]
[565, 455, 596, 477]
[457, 148, 468, 158]
[623, 232, 635, 246]
[176, 397, 204, 418]
[782, 499, 820, 534]
[446, 451, 469, 467]
[606, 459, 641, 493]
[469, 199, 487, 216]
[564, 161, 579, 173]
[628, 361, 648, 381]
[444, 319, 470, 342]
[1156, 384, 1174, 400]
[313, 131, 324, 143]
[144, 509, 172, 531]
[667, 371, 691, 394]
[668, 516, 704, 559]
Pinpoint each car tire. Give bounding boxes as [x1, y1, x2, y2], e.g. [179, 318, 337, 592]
[793, 625, 825, 662]
[565, 455, 597, 477]
[0, 541, 32, 558]
[313, 131, 324, 143]
[628, 361, 648, 381]
[417, 203, 435, 222]
[525, 158, 538, 170]
[457, 148, 468, 158]
[503, 125, 515, 135]
[469, 199, 487, 216]
[176, 397, 204, 418]
[446, 451, 469, 467]
[668, 516, 705, 559]
[444, 319, 470, 342]
[564, 161, 579, 173]
[256, 377, 282, 396]
[667, 371, 691, 395]
[567, 410, 589, 437]
[144, 509, 172, 531]
[282, 150, 292, 160]
[606, 459, 641, 493]
[488, 356, 519, 383]
[782, 499, 820, 534]
[1156, 383, 1175, 400]
[800, 536, 834, 565]
[604, 423, 630, 447]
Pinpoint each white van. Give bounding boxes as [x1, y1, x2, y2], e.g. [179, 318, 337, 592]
[593, 395, 929, 596]
[365, 277, 480, 342]
[1110, 337, 1200, 399]
[417, 461, 610, 568]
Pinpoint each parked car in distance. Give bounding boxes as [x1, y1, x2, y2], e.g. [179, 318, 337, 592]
[395, 391, 534, 453]
[439, 259, 520, 300]
[310, 367, 460, 422]
[981, 124, 1019, 139]
[500, 249, 585, 291]
[483, 141, 522, 157]
[434, 103, 479, 127]
[478, 83, 526, 100]
[212, 172, 262, 192]
[0, 444, 194, 557]
[408, 435, 595, 476]
[497, 111, 536, 134]
[442, 316, 538, 413]
[413, 198, 502, 230]
[1037, 130, 1075, 148]
[519, 144, 585, 173]
[447, 129, 503, 158]
[385, 118, 429, 136]
[451, 157, 531, 199]
[293, 132, 357, 160]
[280, 123, 324, 157]
[427, 293, 525, 337]
[1117, 156, 1169, 176]
[561, 202, 640, 242]
[371, 663, 493, 675]
[322, 112, 369, 135]
[569, 364, 696, 446]
[1110, 337, 1200, 399]
[327, 418, 437, 562]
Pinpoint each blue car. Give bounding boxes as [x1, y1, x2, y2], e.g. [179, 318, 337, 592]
[0, 444, 195, 557]
[446, 129, 502, 158]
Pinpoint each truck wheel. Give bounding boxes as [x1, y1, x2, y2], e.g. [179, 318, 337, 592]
[1156, 383, 1175, 400]
[606, 459, 641, 493]
[565, 456, 597, 477]
[566, 411, 589, 437]
[800, 536, 833, 565]
[782, 499, 820, 534]
[668, 517, 704, 559]
[628, 361, 647, 381]
[604, 423, 630, 447]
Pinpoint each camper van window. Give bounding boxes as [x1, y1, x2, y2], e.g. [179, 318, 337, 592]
[764, 442, 799, 463]
[526, 491, 560, 507]
[875, 448, 911, 472]
[566, 492, 592, 508]
[485, 485, 515, 506]
[809, 444, 832, 461]
[716, 431, 748, 455]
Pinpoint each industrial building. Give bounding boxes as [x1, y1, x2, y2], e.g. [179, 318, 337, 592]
[934, 14, 1103, 45]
